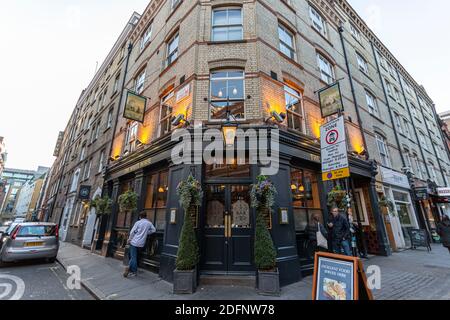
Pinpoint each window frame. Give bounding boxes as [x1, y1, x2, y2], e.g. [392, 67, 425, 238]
[166, 33, 179, 67]
[375, 133, 391, 167]
[278, 24, 296, 60]
[316, 53, 335, 84]
[365, 90, 379, 116]
[212, 8, 243, 42]
[309, 6, 327, 37]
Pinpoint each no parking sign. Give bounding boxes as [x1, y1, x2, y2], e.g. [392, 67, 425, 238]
[320, 116, 350, 181]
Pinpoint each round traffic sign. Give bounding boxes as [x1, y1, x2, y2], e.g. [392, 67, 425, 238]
[325, 129, 339, 145]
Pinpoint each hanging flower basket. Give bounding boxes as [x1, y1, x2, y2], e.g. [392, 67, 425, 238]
[90, 195, 112, 216]
[118, 190, 138, 213]
[327, 185, 347, 209]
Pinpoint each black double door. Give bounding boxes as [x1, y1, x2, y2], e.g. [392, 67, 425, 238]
[201, 184, 255, 273]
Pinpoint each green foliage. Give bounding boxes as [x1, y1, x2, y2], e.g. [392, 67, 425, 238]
[175, 175, 202, 271]
[176, 207, 200, 270]
[90, 196, 112, 215]
[379, 196, 395, 212]
[254, 209, 277, 271]
[176, 174, 203, 211]
[327, 185, 348, 209]
[251, 175, 277, 271]
[251, 175, 277, 209]
[118, 190, 138, 212]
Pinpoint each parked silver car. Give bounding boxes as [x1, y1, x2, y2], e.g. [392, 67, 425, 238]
[0, 222, 59, 265]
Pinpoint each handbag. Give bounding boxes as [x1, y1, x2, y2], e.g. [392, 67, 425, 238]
[316, 223, 328, 249]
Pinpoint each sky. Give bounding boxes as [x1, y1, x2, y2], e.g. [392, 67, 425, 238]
[0, 0, 449, 171]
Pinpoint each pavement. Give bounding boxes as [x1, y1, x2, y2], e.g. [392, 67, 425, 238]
[0, 259, 94, 300]
[57, 242, 450, 300]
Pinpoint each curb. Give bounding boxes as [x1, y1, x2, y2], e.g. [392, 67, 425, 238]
[56, 257, 102, 300]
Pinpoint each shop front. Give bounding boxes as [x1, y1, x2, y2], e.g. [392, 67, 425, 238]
[435, 187, 450, 220]
[380, 166, 419, 249]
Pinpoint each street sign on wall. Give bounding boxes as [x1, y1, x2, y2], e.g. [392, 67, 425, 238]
[320, 116, 350, 181]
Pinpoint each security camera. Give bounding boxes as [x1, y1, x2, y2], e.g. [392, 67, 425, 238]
[271, 111, 286, 123]
[171, 114, 185, 127]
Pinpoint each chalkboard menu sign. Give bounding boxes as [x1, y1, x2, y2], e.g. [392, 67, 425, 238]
[408, 229, 431, 251]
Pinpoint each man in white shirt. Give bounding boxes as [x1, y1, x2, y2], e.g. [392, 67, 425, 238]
[123, 211, 156, 278]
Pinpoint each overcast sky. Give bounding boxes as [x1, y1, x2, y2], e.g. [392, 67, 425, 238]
[0, 1, 449, 171]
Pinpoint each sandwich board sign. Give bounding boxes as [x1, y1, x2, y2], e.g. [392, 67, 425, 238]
[320, 116, 350, 181]
[312, 252, 373, 300]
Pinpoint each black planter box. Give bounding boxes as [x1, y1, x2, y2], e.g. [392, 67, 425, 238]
[257, 269, 280, 296]
[173, 269, 197, 294]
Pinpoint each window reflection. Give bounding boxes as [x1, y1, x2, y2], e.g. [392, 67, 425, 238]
[144, 170, 169, 231]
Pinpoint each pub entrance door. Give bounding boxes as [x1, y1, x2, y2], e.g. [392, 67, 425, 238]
[201, 184, 255, 274]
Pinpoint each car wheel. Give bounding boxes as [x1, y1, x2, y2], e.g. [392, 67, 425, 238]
[47, 257, 57, 263]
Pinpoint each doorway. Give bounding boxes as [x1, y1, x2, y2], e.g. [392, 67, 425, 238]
[201, 184, 254, 274]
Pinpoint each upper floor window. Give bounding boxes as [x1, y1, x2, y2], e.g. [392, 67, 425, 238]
[278, 24, 295, 59]
[365, 90, 379, 116]
[135, 70, 146, 94]
[376, 133, 391, 167]
[212, 8, 243, 42]
[70, 169, 80, 193]
[124, 122, 139, 153]
[284, 85, 304, 133]
[80, 144, 86, 161]
[113, 73, 121, 93]
[404, 150, 413, 170]
[107, 109, 113, 129]
[403, 119, 411, 138]
[210, 70, 245, 121]
[418, 131, 428, 149]
[171, 0, 182, 9]
[412, 154, 423, 179]
[394, 112, 403, 134]
[309, 6, 326, 37]
[429, 161, 437, 181]
[356, 52, 369, 74]
[98, 150, 105, 173]
[140, 23, 152, 51]
[317, 53, 335, 84]
[159, 91, 175, 137]
[350, 23, 361, 42]
[166, 33, 179, 66]
[410, 102, 418, 117]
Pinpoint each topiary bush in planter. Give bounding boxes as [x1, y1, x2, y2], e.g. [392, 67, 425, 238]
[173, 174, 202, 294]
[251, 175, 280, 296]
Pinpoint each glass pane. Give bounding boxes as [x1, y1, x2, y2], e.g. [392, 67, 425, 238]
[396, 203, 412, 225]
[212, 27, 228, 41]
[211, 71, 228, 79]
[213, 10, 227, 26]
[206, 185, 226, 228]
[228, 79, 244, 99]
[228, 26, 242, 41]
[228, 71, 244, 78]
[211, 79, 227, 99]
[228, 9, 242, 25]
[229, 100, 245, 119]
[393, 191, 408, 203]
[210, 101, 227, 120]
[144, 175, 157, 209]
[294, 208, 308, 231]
[231, 185, 251, 228]
[278, 26, 293, 47]
[155, 208, 166, 231]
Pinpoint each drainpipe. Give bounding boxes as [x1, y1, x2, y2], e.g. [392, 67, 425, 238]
[338, 24, 391, 256]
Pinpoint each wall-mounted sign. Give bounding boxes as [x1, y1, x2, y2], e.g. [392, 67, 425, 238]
[318, 82, 344, 118]
[312, 252, 373, 301]
[176, 83, 190, 102]
[415, 187, 429, 200]
[380, 167, 410, 189]
[78, 185, 91, 200]
[123, 91, 146, 123]
[170, 208, 177, 224]
[279, 208, 289, 225]
[437, 187, 450, 197]
[320, 116, 350, 181]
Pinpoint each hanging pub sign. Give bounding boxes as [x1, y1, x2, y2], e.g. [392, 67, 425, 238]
[318, 82, 344, 118]
[78, 185, 91, 200]
[312, 252, 373, 301]
[123, 91, 146, 123]
[320, 116, 350, 181]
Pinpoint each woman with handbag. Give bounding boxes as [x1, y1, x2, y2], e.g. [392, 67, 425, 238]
[306, 214, 329, 253]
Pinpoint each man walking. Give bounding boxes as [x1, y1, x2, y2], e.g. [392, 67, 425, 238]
[123, 211, 156, 278]
[327, 206, 352, 256]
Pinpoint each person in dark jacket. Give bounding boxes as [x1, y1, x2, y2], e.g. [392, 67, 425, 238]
[305, 214, 328, 252]
[327, 206, 352, 256]
[437, 215, 450, 254]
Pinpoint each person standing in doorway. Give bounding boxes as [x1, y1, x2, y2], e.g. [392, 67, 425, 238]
[123, 211, 156, 278]
[437, 215, 450, 254]
[327, 206, 352, 256]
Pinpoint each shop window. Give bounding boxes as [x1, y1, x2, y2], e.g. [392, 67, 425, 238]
[205, 155, 250, 178]
[210, 70, 245, 121]
[351, 188, 370, 226]
[212, 8, 243, 42]
[159, 91, 175, 137]
[116, 180, 133, 228]
[290, 168, 322, 231]
[284, 85, 305, 133]
[143, 170, 169, 231]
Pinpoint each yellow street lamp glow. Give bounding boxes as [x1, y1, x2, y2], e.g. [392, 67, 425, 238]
[222, 123, 237, 147]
